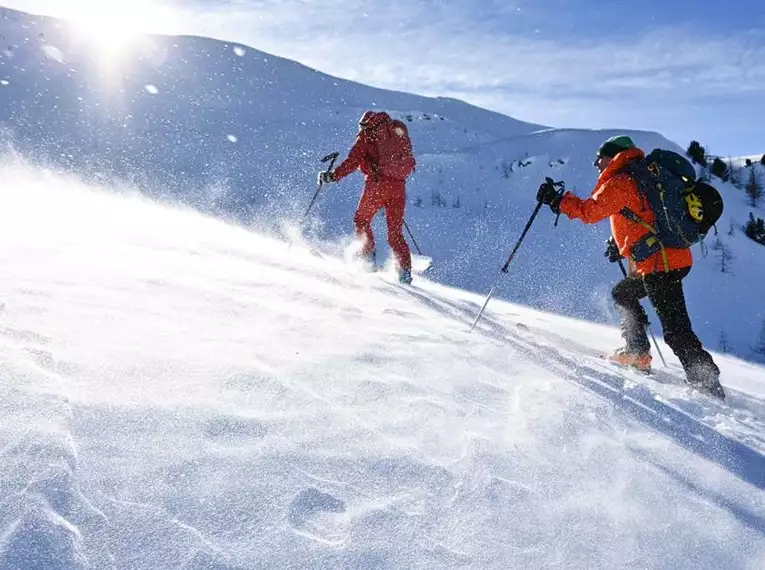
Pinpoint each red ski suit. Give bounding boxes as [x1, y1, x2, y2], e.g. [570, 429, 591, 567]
[332, 113, 413, 271]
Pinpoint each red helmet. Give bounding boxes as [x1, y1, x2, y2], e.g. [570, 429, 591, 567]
[358, 111, 391, 130]
[358, 111, 376, 129]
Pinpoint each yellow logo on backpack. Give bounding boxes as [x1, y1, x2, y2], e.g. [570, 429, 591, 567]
[684, 192, 704, 222]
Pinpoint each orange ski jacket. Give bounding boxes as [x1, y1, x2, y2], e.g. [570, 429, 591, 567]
[559, 147, 692, 275]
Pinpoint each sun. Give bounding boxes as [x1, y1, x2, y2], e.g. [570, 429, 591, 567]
[65, 0, 175, 63]
[72, 15, 139, 60]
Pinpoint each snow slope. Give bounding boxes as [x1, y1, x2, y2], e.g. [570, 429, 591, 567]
[1, 162, 765, 569]
[0, 5, 542, 205]
[730, 156, 765, 169]
[1, 6, 764, 360]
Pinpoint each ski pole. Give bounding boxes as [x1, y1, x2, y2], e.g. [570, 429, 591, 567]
[300, 151, 339, 224]
[403, 219, 424, 255]
[616, 258, 667, 368]
[616, 257, 628, 279]
[647, 323, 667, 368]
[289, 152, 339, 252]
[470, 184, 555, 333]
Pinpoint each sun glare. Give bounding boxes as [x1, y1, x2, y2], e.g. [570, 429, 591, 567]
[73, 17, 138, 60]
[66, 0, 174, 63]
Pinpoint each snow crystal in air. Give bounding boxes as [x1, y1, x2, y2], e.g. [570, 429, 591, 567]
[42, 45, 65, 64]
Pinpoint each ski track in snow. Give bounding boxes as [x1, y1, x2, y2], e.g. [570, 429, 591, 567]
[0, 167, 764, 569]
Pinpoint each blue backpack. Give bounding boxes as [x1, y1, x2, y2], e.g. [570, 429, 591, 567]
[620, 149, 724, 263]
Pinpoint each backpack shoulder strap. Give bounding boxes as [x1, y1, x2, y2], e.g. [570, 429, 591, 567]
[620, 159, 656, 213]
[617, 162, 663, 249]
[619, 206, 657, 234]
[618, 163, 654, 228]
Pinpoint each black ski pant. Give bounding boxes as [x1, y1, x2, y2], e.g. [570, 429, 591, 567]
[611, 267, 718, 376]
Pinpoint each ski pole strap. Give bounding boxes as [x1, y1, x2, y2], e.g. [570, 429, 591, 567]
[700, 239, 709, 258]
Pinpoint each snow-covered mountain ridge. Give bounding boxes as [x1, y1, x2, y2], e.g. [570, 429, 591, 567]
[1, 6, 763, 360]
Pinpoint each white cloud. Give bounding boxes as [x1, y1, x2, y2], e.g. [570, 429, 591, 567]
[152, 2, 765, 104]
[4, 0, 764, 150]
[8, 0, 763, 103]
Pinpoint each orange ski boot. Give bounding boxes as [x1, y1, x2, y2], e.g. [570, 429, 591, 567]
[605, 348, 652, 373]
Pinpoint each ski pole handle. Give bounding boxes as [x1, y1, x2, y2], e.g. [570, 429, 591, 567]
[543, 177, 566, 227]
[321, 151, 339, 172]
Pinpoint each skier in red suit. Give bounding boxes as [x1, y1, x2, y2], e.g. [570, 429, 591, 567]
[320, 111, 416, 283]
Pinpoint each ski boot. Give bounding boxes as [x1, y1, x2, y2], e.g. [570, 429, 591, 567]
[358, 250, 376, 272]
[398, 268, 412, 285]
[605, 347, 652, 373]
[685, 362, 726, 400]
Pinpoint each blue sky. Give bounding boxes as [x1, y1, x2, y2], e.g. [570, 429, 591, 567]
[4, 0, 764, 155]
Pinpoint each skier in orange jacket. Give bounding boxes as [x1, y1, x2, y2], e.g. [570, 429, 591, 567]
[537, 135, 724, 399]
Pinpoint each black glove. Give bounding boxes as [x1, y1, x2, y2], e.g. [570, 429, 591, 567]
[604, 237, 622, 263]
[318, 171, 335, 184]
[536, 179, 563, 213]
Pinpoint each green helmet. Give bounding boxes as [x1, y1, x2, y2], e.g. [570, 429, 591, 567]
[596, 135, 636, 163]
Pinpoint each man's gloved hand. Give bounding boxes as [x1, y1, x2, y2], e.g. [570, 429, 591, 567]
[604, 237, 623, 263]
[318, 171, 336, 185]
[536, 179, 563, 213]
